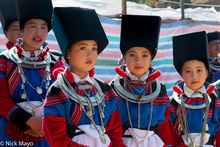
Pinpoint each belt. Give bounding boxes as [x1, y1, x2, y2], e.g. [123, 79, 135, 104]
[67, 124, 108, 138]
[67, 124, 84, 138]
[206, 137, 214, 145]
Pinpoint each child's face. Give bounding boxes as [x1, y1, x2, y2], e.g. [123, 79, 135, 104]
[124, 47, 152, 78]
[181, 60, 208, 91]
[208, 40, 220, 58]
[66, 40, 98, 78]
[21, 19, 48, 51]
[4, 21, 21, 44]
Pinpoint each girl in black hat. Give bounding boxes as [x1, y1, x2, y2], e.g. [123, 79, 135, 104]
[0, 0, 64, 146]
[0, 0, 21, 49]
[206, 31, 220, 84]
[42, 7, 124, 147]
[170, 31, 220, 147]
[110, 15, 175, 147]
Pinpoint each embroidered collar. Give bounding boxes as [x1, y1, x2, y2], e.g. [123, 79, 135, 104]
[72, 72, 94, 85]
[209, 56, 219, 63]
[57, 73, 105, 106]
[126, 67, 149, 82]
[113, 74, 161, 103]
[16, 38, 48, 60]
[21, 49, 43, 58]
[9, 41, 51, 69]
[184, 84, 206, 98]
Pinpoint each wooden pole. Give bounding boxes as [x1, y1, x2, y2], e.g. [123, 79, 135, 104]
[180, 0, 185, 20]
[122, 0, 127, 15]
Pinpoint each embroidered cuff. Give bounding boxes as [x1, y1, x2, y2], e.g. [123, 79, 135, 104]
[10, 108, 32, 130]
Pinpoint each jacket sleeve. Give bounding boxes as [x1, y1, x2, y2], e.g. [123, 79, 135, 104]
[105, 109, 124, 147]
[43, 84, 88, 147]
[43, 115, 86, 147]
[158, 105, 176, 146]
[0, 57, 32, 130]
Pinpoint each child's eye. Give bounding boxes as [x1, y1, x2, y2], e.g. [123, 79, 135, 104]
[143, 54, 148, 57]
[92, 47, 97, 51]
[41, 26, 47, 30]
[197, 69, 202, 72]
[185, 70, 191, 73]
[30, 25, 36, 28]
[130, 54, 135, 57]
[80, 47, 86, 50]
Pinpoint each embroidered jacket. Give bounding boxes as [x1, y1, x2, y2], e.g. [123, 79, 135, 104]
[111, 67, 175, 146]
[206, 60, 220, 84]
[43, 73, 124, 147]
[170, 81, 220, 146]
[0, 46, 65, 146]
[213, 80, 220, 147]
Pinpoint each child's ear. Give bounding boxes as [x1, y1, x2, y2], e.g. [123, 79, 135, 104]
[66, 51, 70, 60]
[123, 55, 126, 60]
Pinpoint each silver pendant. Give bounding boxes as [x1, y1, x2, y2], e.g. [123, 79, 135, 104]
[36, 87, 43, 94]
[21, 93, 26, 99]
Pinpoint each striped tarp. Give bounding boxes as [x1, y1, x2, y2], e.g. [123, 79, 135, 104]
[1, 17, 220, 95]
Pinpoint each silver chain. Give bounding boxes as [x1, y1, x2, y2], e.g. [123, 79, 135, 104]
[179, 94, 210, 147]
[64, 76, 106, 144]
[125, 77, 154, 142]
[18, 65, 46, 93]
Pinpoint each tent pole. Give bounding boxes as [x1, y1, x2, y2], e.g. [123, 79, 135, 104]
[180, 0, 185, 20]
[122, 0, 127, 15]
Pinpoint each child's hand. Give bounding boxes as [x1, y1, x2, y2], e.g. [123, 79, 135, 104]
[26, 116, 44, 137]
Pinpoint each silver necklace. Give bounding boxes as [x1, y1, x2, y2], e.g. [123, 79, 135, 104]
[179, 94, 210, 147]
[62, 74, 106, 144]
[18, 66, 46, 95]
[12, 47, 51, 98]
[125, 78, 154, 143]
[114, 75, 161, 103]
[127, 78, 149, 101]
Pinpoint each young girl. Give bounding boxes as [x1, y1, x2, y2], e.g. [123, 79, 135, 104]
[170, 31, 220, 147]
[0, 0, 64, 146]
[110, 15, 175, 147]
[206, 31, 220, 84]
[43, 7, 124, 147]
[0, 0, 21, 49]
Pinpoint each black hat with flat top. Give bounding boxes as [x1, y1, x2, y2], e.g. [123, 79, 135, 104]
[120, 15, 161, 59]
[52, 7, 109, 58]
[0, 0, 18, 32]
[207, 31, 220, 43]
[15, 0, 53, 31]
[173, 31, 209, 74]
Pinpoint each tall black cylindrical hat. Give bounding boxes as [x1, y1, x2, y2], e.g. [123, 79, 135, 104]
[120, 15, 161, 59]
[173, 31, 209, 74]
[0, 0, 18, 32]
[207, 31, 220, 43]
[15, 0, 53, 31]
[52, 7, 109, 58]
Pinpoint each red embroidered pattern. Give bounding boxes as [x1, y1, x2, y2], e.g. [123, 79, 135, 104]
[70, 103, 83, 126]
[44, 91, 68, 106]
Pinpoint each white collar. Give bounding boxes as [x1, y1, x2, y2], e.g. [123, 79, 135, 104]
[72, 72, 94, 85]
[21, 49, 43, 58]
[184, 84, 206, 98]
[126, 67, 149, 82]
